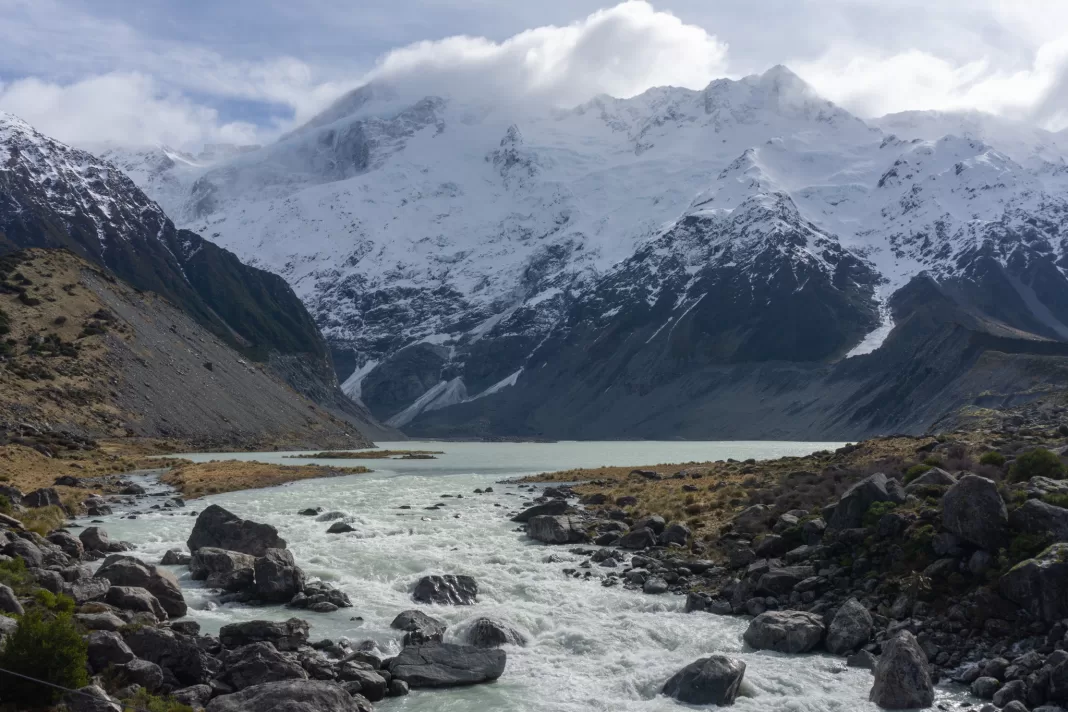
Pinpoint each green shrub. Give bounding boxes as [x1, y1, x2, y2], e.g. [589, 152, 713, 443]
[0, 494, 11, 514]
[0, 557, 33, 594]
[1010, 448, 1066, 482]
[863, 501, 899, 529]
[922, 456, 943, 467]
[0, 609, 88, 705]
[1009, 532, 1052, 563]
[33, 589, 75, 614]
[903, 464, 933, 484]
[980, 451, 1007, 467]
[122, 689, 194, 712]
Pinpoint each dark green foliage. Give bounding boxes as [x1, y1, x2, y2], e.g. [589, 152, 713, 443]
[0, 609, 89, 704]
[16, 291, 40, 307]
[922, 456, 942, 467]
[903, 464, 933, 484]
[1009, 532, 1052, 563]
[1010, 448, 1066, 482]
[0, 557, 33, 594]
[980, 451, 1007, 467]
[1043, 493, 1068, 509]
[122, 689, 194, 712]
[33, 589, 75, 614]
[904, 524, 936, 559]
[863, 500, 899, 529]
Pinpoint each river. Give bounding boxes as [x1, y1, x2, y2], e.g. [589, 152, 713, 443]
[91, 441, 971, 711]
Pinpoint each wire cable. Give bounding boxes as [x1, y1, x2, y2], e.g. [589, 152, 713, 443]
[0, 665, 159, 712]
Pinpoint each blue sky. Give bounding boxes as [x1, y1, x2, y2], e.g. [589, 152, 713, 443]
[2, 0, 1067, 148]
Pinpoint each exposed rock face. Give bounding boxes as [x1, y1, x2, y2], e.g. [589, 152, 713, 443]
[219, 618, 310, 651]
[869, 631, 934, 709]
[743, 610, 825, 653]
[123, 627, 222, 686]
[47, 530, 84, 558]
[388, 642, 506, 687]
[106, 585, 167, 620]
[826, 598, 874, 655]
[206, 680, 365, 712]
[1000, 543, 1068, 622]
[942, 474, 1008, 551]
[96, 554, 187, 618]
[254, 548, 306, 602]
[464, 617, 527, 648]
[826, 474, 906, 530]
[22, 487, 61, 508]
[619, 527, 659, 550]
[512, 500, 570, 522]
[79, 527, 123, 553]
[86, 630, 135, 672]
[217, 642, 309, 691]
[391, 610, 447, 646]
[190, 547, 256, 591]
[732, 505, 774, 535]
[1010, 500, 1068, 542]
[526, 515, 586, 544]
[412, 575, 478, 605]
[662, 655, 746, 706]
[120, 658, 165, 692]
[0, 583, 23, 615]
[66, 577, 111, 605]
[187, 505, 286, 557]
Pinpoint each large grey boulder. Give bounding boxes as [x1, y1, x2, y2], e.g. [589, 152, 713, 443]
[942, 474, 1008, 551]
[86, 630, 135, 672]
[1010, 500, 1068, 542]
[904, 467, 956, 492]
[64, 685, 122, 712]
[79, 527, 125, 553]
[464, 617, 527, 648]
[119, 658, 164, 693]
[732, 504, 774, 535]
[123, 627, 222, 686]
[0, 583, 23, 615]
[217, 642, 309, 691]
[869, 631, 934, 709]
[219, 618, 310, 651]
[391, 610, 447, 645]
[255, 548, 306, 602]
[826, 474, 906, 530]
[743, 610, 825, 654]
[526, 515, 585, 544]
[48, 530, 84, 558]
[1000, 542, 1068, 622]
[187, 504, 286, 557]
[76, 612, 127, 632]
[206, 680, 365, 712]
[826, 598, 874, 655]
[105, 586, 167, 621]
[97, 555, 186, 618]
[189, 547, 256, 591]
[65, 577, 111, 605]
[22, 487, 61, 508]
[619, 527, 658, 550]
[412, 574, 478, 605]
[512, 500, 569, 522]
[662, 655, 746, 706]
[388, 642, 506, 688]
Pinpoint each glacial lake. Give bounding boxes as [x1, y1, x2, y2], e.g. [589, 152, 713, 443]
[93, 441, 974, 711]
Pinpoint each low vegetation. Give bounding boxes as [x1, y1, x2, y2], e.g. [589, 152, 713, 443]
[161, 459, 372, 498]
[0, 606, 88, 705]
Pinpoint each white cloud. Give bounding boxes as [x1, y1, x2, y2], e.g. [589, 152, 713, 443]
[365, 1, 729, 106]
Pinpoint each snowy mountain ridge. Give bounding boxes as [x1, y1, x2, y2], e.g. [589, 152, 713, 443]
[69, 66, 1068, 437]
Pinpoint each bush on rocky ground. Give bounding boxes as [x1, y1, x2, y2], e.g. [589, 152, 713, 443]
[121, 688, 194, 712]
[0, 608, 88, 704]
[1010, 448, 1065, 482]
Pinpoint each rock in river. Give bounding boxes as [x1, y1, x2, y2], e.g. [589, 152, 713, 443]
[826, 598, 874, 655]
[187, 504, 286, 557]
[526, 515, 585, 544]
[97, 555, 186, 618]
[412, 574, 478, 605]
[869, 631, 934, 709]
[511, 500, 569, 522]
[219, 618, 310, 651]
[391, 610, 447, 645]
[743, 610, 825, 654]
[388, 642, 506, 688]
[464, 617, 527, 648]
[254, 548, 305, 602]
[662, 655, 746, 706]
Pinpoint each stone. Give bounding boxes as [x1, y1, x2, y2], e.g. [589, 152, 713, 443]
[67, 577, 111, 605]
[337, 667, 388, 701]
[826, 598, 874, 655]
[22, 487, 61, 508]
[465, 617, 527, 647]
[160, 549, 191, 566]
[105, 586, 166, 620]
[848, 651, 878, 670]
[942, 474, 1008, 551]
[4, 537, 44, 567]
[0, 583, 23, 615]
[971, 676, 1000, 698]
[1000, 542, 1068, 622]
[904, 467, 956, 492]
[511, 500, 569, 522]
[869, 631, 934, 710]
[732, 504, 774, 535]
[219, 618, 310, 651]
[634, 515, 667, 534]
[206, 680, 364, 712]
[123, 627, 222, 686]
[643, 576, 669, 594]
[79, 527, 120, 553]
[826, 474, 906, 530]
[993, 680, 1027, 707]
[217, 642, 309, 691]
[412, 574, 478, 605]
[388, 642, 506, 688]
[660, 523, 691, 546]
[87, 630, 135, 672]
[190, 547, 256, 591]
[255, 548, 306, 602]
[47, 530, 84, 558]
[391, 610, 447, 645]
[187, 504, 286, 557]
[662, 655, 746, 706]
[173, 685, 213, 708]
[743, 610, 825, 654]
[326, 522, 355, 534]
[120, 659, 164, 692]
[619, 527, 658, 550]
[389, 679, 410, 697]
[76, 612, 126, 632]
[1011, 499, 1068, 542]
[526, 515, 585, 544]
[756, 566, 813, 595]
[64, 685, 122, 712]
[97, 554, 186, 618]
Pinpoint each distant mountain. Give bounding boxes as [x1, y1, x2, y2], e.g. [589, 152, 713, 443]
[0, 113, 393, 442]
[94, 66, 1068, 439]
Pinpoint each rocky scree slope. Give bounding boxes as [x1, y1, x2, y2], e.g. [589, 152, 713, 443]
[111, 67, 1068, 439]
[0, 248, 369, 448]
[0, 113, 391, 442]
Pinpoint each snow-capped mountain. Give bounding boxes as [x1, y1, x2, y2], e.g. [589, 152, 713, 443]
[94, 66, 1068, 438]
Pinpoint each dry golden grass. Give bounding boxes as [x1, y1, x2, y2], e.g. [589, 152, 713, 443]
[0, 444, 142, 508]
[160, 460, 372, 499]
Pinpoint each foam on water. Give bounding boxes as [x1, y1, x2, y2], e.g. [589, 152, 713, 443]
[93, 441, 973, 711]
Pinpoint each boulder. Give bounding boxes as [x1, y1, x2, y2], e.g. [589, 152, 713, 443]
[756, 566, 814, 596]
[66, 577, 111, 604]
[826, 598, 873, 655]
[254, 548, 306, 602]
[4, 537, 44, 567]
[942, 475, 1008, 551]
[412, 575, 478, 605]
[219, 618, 310, 651]
[47, 530, 84, 558]
[190, 547, 256, 591]
[97, 555, 186, 618]
[388, 642, 506, 688]
[869, 631, 934, 709]
[1000, 542, 1068, 622]
[87, 630, 135, 672]
[105, 586, 166, 620]
[634, 515, 667, 534]
[619, 527, 658, 550]
[119, 659, 164, 692]
[391, 610, 447, 645]
[187, 504, 285, 557]
[79, 527, 122, 553]
[217, 642, 308, 691]
[173, 685, 213, 709]
[660, 523, 691, 546]
[76, 612, 127, 632]
[662, 655, 746, 706]
[526, 515, 585, 544]
[743, 610, 825, 654]
[904, 467, 957, 492]
[826, 474, 906, 530]
[464, 617, 527, 647]
[1010, 499, 1068, 542]
[84, 499, 113, 517]
[336, 667, 387, 701]
[64, 685, 122, 712]
[732, 504, 774, 535]
[0, 583, 23, 615]
[206, 680, 364, 712]
[511, 500, 569, 522]
[289, 580, 352, 611]
[22, 487, 61, 508]
[160, 549, 191, 566]
[123, 627, 222, 686]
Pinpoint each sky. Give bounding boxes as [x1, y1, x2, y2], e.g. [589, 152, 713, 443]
[2, 0, 1068, 149]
